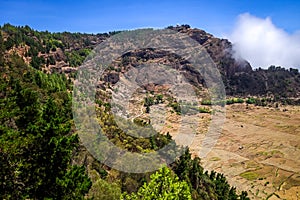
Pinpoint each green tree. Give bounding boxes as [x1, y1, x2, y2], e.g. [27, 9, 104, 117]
[88, 177, 121, 200]
[17, 97, 91, 199]
[56, 166, 92, 200]
[239, 191, 250, 200]
[0, 150, 15, 198]
[121, 167, 192, 200]
[0, 58, 91, 199]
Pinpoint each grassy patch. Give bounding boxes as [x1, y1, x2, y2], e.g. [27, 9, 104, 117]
[258, 150, 283, 158]
[210, 157, 221, 161]
[244, 160, 260, 169]
[240, 171, 259, 181]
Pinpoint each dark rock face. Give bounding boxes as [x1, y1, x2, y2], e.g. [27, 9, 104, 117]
[168, 25, 252, 78]
[109, 25, 299, 98]
[118, 48, 206, 88]
[53, 49, 66, 62]
[227, 67, 300, 97]
[104, 72, 119, 84]
[167, 25, 299, 98]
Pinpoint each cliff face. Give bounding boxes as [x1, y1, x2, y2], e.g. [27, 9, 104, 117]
[168, 25, 300, 98]
[168, 25, 252, 77]
[1, 24, 299, 99]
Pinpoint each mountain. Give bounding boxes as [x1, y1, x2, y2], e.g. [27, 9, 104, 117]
[1, 23, 299, 103]
[168, 25, 300, 99]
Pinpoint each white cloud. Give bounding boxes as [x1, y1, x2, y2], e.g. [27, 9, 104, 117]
[227, 13, 300, 69]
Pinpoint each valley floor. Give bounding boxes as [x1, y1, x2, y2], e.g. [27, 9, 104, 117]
[196, 104, 300, 200]
[128, 94, 300, 199]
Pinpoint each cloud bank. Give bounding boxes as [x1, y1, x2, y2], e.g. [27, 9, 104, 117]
[227, 13, 300, 69]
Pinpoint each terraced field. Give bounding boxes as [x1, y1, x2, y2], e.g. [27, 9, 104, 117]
[197, 104, 300, 199]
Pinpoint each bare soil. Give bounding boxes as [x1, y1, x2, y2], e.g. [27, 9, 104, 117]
[192, 104, 300, 200]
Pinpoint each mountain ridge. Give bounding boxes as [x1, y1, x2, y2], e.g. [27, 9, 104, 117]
[1, 23, 299, 101]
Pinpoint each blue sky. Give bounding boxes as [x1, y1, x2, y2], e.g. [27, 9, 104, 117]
[1, 0, 300, 68]
[0, 0, 299, 35]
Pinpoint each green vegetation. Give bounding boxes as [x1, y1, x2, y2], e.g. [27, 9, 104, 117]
[66, 48, 91, 67]
[144, 94, 164, 113]
[88, 176, 122, 200]
[121, 167, 192, 200]
[197, 107, 211, 113]
[200, 97, 279, 107]
[246, 97, 270, 106]
[169, 101, 211, 115]
[46, 55, 56, 65]
[169, 101, 182, 114]
[226, 98, 244, 105]
[133, 117, 150, 126]
[246, 97, 256, 104]
[0, 53, 91, 199]
[210, 157, 221, 161]
[201, 99, 212, 105]
[240, 171, 259, 181]
[172, 149, 250, 200]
